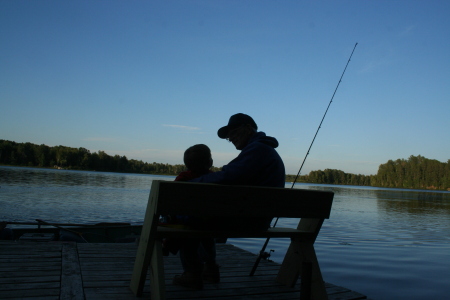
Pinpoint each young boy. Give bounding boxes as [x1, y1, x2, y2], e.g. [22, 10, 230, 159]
[161, 144, 213, 253]
[161, 144, 220, 289]
[175, 144, 213, 182]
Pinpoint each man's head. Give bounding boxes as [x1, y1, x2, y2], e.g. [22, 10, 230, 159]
[218, 113, 257, 150]
[184, 144, 213, 173]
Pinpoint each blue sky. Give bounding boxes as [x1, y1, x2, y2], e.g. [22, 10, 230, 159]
[1, 1, 449, 175]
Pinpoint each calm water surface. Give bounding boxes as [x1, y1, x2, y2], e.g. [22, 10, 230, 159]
[1, 166, 449, 300]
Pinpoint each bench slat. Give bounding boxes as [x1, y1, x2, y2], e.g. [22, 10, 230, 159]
[156, 181, 333, 219]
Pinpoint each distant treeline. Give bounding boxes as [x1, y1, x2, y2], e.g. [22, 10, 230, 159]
[1, 140, 449, 191]
[285, 171, 372, 186]
[0, 140, 220, 175]
[287, 156, 449, 191]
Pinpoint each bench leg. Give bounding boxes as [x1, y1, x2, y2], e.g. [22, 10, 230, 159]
[130, 240, 154, 297]
[276, 239, 328, 300]
[150, 241, 166, 300]
[130, 197, 159, 297]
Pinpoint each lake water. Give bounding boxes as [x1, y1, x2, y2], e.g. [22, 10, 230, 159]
[1, 166, 449, 299]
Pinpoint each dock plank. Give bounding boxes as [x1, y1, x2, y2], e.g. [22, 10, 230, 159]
[61, 243, 84, 300]
[0, 241, 368, 300]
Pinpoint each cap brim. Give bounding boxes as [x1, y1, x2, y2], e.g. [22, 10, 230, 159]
[217, 126, 229, 139]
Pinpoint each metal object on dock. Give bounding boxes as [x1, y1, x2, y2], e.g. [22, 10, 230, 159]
[18, 233, 55, 242]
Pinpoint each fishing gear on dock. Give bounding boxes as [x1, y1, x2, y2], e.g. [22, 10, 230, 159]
[250, 43, 358, 276]
[36, 218, 89, 243]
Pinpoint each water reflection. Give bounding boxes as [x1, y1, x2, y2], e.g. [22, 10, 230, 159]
[0, 166, 173, 224]
[1, 166, 155, 189]
[376, 189, 450, 215]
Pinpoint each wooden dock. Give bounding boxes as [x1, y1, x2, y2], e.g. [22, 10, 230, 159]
[0, 241, 369, 299]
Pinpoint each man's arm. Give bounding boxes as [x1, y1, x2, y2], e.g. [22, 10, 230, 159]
[189, 142, 272, 185]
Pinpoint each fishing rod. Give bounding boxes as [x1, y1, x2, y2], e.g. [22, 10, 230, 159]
[249, 42, 358, 276]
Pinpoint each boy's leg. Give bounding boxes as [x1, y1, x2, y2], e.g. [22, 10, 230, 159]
[175, 239, 204, 289]
[179, 239, 203, 273]
[200, 238, 220, 283]
[199, 238, 216, 264]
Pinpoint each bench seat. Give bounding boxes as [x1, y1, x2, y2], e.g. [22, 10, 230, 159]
[130, 180, 334, 300]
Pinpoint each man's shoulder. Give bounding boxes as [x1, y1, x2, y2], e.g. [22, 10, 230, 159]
[248, 132, 279, 149]
[245, 139, 279, 154]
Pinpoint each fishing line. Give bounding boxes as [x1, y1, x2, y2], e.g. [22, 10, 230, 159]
[250, 42, 358, 276]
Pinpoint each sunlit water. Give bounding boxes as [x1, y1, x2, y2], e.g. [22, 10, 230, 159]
[1, 166, 449, 299]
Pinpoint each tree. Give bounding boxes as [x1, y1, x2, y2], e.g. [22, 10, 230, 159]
[36, 144, 50, 167]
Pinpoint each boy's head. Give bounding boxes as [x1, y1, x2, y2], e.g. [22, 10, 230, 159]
[184, 144, 213, 173]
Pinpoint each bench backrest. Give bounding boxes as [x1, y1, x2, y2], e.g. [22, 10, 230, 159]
[150, 180, 334, 219]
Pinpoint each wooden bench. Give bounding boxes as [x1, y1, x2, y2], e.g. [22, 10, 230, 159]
[130, 180, 334, 299]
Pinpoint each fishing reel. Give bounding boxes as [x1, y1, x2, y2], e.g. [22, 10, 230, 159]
[260, 249, 274, 261]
